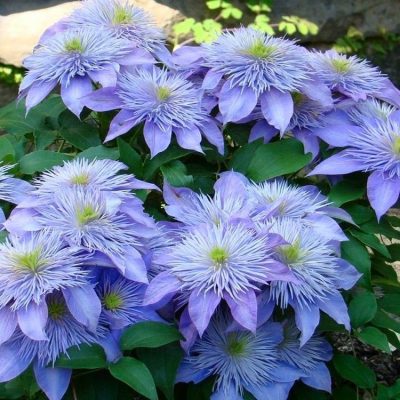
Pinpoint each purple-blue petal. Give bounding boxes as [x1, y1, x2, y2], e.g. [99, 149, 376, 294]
[189, 290, 221, 336]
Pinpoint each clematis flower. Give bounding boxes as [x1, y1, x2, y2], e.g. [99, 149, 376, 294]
[19, 27, 149, 115]
[144, 221, 295, 335]
[264, 218, 360, 344]
[346, 98, 397, 126]
[310, 50, 400, 106]
[176, 313, 300, 400]
[0, 293, 106, 400]
[83, 67, 223, 156]
[279, 320, 333, 393]
[67, 0, 170, 62]
[96, 270, 161, 330]
[310, 115, 400, 219]
[0, 164, 33, 204]
[201, 27, 313, 131]
[33, 158, 157, 198]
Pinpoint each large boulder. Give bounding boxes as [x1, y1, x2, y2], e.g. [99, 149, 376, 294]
[0, 0, 399, 66]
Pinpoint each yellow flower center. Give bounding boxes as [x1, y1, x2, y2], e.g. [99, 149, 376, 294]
[278, 240, 301, 265]
[103, 292, 123, 311]
[246, 40, 276, 59]
[112, 6, 132, 25]
[48, 300, 67, 320]
[292, 92, 305, 106]
[331, 58, 350, 73]
[76, 205, 99, 225]
[226, 334, 247, 357]
[393, 136, 400, 155]
[210, 246, 229, 267]
[71, 173, 90, 185]
[65, 38, 84, 53]
[15, 248, 44, 272]
[156, 86, 171, 101]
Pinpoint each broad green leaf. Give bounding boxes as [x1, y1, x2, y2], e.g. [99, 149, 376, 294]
[228, 139, 261, 173]
[348, 291, 377, 328]
[109, 356, 158, 400]
[328, 180, 365, 206]
[388, 244, 400, 260]
[356, 326, 391, 352]
[59, 111, 101, 150]
[34, 129, 57, 150]
[333, 354, 376, 389]
[0, 135, 15, 161]
[55, 344, 107, 369]
[372, 309, 400, 333]
[245, 139, 311, 181]
[378, 294, 400, 315]
[143, 146, 191, 180]
[137, 343, 184, 400]
[349, 230, 391, 258]
[344, 204, 375, 225]
[161, 160, 193, 187]
[341, 237, 371, 286]
[121, 321, 182, 350]
[19, 150, 73, 174]
[117, 138, 143, 177]
[69, 371, 119, 400]
[77, 145, 119, 161]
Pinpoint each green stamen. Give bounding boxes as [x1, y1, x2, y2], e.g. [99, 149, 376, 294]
[278, 240, 301, 265]
[16, 248, 43, 272]
[331, 58, 350, 73]
[226, 333, 247, 356]
[393, 137, 400, 155]
[65, 38, 84, 53]
[210, 247, 229, 266]
[71, 173, 90, 185]
[48, 301, 67, 320]
[76, 205, 99, 225]
[103, 292, 123, 311]
[246, 40, 275, 59]
[156, 86, 171, 101]
[292, 92, 305, 106]
[112, 6, 132, 25]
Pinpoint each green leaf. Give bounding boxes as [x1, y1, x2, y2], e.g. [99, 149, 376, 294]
[109, 356, 158, 400]
[143, 146, 191, 180]
[371, 309, 400, 333]
[19, 150, 73, 174]
[121, 322, 182, 351]
[0, 135, 15, 161]
[356, 326, 391, 352]
[348, 291, 377, 328]
[55, 344, 107, 369]
[59, 111, 101, 150]
[344, 204, 375, 225]
[137, 343, 184, 400]
[333, 354, 376, 389]
[161, 160, 193, 187]
[378, 294, 400, 315]
[206, 0, 222, 10]
[328, 180, 365, 206]
[173, 18, 196, 36]
[34, 129, 57, 150]
[77, 145, 119, 161]
[228, 139, 262, 173]
[245, 139, 312, 181]
[388, 244, 400, 260]
[349, 230, 391, 258]
[340, 236, 371, 286]
[117, 138, 143, 177]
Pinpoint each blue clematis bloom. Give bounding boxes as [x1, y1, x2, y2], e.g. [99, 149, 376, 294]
[83, 66, 223, 156]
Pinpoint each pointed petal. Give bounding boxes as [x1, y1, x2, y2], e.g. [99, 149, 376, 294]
[308, 151, 364, 176]
[105, 110, 139, 142]
[219, 83, 257, 123]
[260, 88, 294, 134]
[317, 291, 350, 330]
[367, 171, 400, 220]
[128, 177, 160, 191]
[225, 290, 257, 333]
[82, 87, 123, 112]
[97, 333, 122, 363]
[189, 290, 221, 336]
[335, 259, 361, 290]
[0, 342, 34, 382]
[109, 246, 148, 283]
[304, 214, 347, 242]
[301, 80, 333, 108]
[63, 285, 101, 332]
[0, 306, 17, 346]
[249, 120, 278, 143]
[143, 271, 180, 306]
[119, 48, 156, 65]
[176, 360, 210, 384]
[61, 76, 93, 117]
[87, 66, 118, 87]
[25, 80, 57, 113]
[200, 119, 224, 154]
[172, 46, 206, 66]
[179, 307, 199, 353]
[34, 363, 71, 400]
[202, 70, 223, 90]
[246, 382, 294, 400]
[374, 78, 400, 108]
[294, 129, 319, 160]
[211, 383, 242, 400]
[256, 291, 275, 327]
[174, 126, 203, 153]
[301, 362, 331, 393]
[292, 301, 320, 346]
[17, 301, 48, 341]
[214, 170, 248, 201]
[143, 120, 172, 158]
[3, 178, 33, 204]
